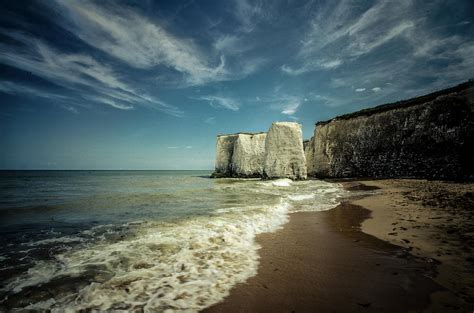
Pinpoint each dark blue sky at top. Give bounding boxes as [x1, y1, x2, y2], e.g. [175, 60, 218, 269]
[0, 0, 473, 169]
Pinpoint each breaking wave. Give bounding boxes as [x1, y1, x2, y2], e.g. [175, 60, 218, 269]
[1, 178, 346, 312]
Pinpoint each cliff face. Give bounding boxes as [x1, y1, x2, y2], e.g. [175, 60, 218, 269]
[232, 133, 267, 177]
[263, 122, 307, 180]
[212, 81, 473, 181]
[212, 133, 266, 178]
[212, 123, 307, 180]
[214, 134, 238, 176]
[304, 136, 316, 176]
[312, 82, 474, 180]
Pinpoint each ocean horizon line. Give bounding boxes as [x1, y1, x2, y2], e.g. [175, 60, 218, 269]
[0, 169, 214, 172]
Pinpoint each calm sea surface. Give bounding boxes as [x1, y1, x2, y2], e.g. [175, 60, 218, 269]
[0, 170, 346, 311]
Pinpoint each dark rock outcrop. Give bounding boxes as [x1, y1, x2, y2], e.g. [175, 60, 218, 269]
[304, 136, 316, 177]
[212, 134, 238, 177]
[310, 81, 474, 180]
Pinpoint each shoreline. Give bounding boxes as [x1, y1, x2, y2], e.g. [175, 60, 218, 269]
[350, 179, 474, 309]
[204, 179, 474, 312]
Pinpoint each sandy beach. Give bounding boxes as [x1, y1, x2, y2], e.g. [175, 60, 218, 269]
[355, 179, 474, 311]
[205, 179, 474, 312]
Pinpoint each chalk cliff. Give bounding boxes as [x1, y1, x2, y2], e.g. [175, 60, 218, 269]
[212, 132, 266, 178]
[212, 81, 473, 181]
[263, 122, 307, 180]
[213, 134, 238, 177]
[311, 81, 474, 180]
[232, 133, 267, 177]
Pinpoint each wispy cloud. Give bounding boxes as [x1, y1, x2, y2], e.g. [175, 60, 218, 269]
[0, 81, 81, 114]
[281, 0, 474, 101]
[49, 0, 262, 87]
[62, 105, 79, 114]
[233, 0, 268, 33]
[254, 93, 304, 117]
[320, 59, 343, 69]
[204, 116, 216, 124]
[0, 80, 68, 100]
[52, 1, 219, 78]
[355, 88, 366, 92]
[167, 145, 193, 149]
[195, 95, 240, 111]
[280, 0, 470, 81]
[281, 1, 416, 75]
[0, 30, 183, 115]
[302, 1, 413, 57]
[85, 96, 134, 111]
[213, 34, 258, 57]
[0, 80, 82, 113]
[281, 98, 301, 115]
[280, 65, 303, 76]
[281, 58, 343, 75]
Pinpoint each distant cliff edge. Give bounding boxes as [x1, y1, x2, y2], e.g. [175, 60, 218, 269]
[307, 80, 474, 181]
[212, 80, 473, 181]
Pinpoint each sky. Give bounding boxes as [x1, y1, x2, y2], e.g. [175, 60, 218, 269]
[0, 0, 473, 170]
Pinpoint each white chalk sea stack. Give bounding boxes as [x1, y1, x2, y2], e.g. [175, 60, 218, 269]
[213, 132, 267, 177]
[232, 133, 267, 177]
[263, 122, 307, 180]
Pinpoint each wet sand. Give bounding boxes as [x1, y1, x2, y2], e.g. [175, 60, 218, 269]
[353, 179, 474, 310]
[205, 180, 474, 313]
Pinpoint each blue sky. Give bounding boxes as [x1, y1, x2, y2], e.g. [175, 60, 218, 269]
[1, 0, 473, 170]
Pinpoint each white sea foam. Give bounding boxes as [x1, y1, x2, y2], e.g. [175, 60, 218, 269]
[288, 194, 315, 201]
[3, 179, 347, 312]
[24, 236, 85, 246]
[271, 178, 293, 187]
[4, 201, 291, 312]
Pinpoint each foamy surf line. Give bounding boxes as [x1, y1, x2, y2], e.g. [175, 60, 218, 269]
[1, 180, 346, 312]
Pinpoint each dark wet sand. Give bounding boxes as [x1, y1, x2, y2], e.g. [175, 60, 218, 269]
[205, 202, 458, 313]
[353, 179, 474, 311]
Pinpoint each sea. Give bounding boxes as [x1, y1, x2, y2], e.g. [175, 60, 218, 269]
[0, 170, 347, 312]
